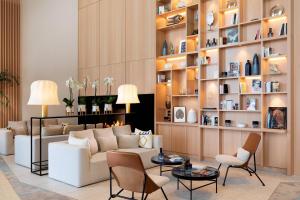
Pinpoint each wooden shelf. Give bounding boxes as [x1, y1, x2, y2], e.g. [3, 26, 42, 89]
[187, 34, 198, 39]
[262, 92, 288, 95]
[200, 46, 219, 51]
[219, 24, 238, 30]
[219, 76, 238, 80]
[262, 128, 287, 134]
[157, 53, 186, 60]
[219, 7, 239, 13]
[200, 125, 219, 129]
[187, 51, 198, 55]
[262, 15, 287, 21]
[240, 19, 261, 26]
[219, 110, 261, 113]
[156, 7, 186, 17]
[240, 93, 261, 95]
[263, 54, 287, 60]
[262, 35, 288, 42]
[200, 63, 218, 66]
[219, 126, 261, 132]
[157, 21, 186, 31]
[172, 94, 198, 97]
[200, 78, 218, 81]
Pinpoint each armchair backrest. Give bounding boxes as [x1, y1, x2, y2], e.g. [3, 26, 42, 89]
[106, 151, 158, 193]
[243, 133, 261, 155]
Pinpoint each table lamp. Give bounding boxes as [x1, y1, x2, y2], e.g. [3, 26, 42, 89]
[116, 84, 140, 113]
[27, 80, 60, 117]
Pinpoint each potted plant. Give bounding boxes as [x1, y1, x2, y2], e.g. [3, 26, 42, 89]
[103, 77, 114, 113]
[63, 77, 75, 115]
[76, 77, 89, 114]
[91, 79, 100, 114]
[102, 96, 117, 113]
[0, 71, 19, 106]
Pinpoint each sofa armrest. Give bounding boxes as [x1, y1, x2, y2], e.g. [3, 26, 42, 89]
[0, 129, 14, 155]
[153, 135, 163, 150]
[48, 141, 91, 187]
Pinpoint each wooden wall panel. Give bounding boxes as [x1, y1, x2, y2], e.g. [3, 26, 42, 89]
[100, 0, 125, 66]
[157, 124, 172, 151]
[0, 0, 20, 128]
[171, 125, 186, 153]
[125, 0, 156, 61]
[78, 7, 88, 69]
[186, 126, 200, 158]
[126, 59, 156, 94]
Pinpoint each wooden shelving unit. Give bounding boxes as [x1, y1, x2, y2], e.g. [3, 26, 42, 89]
[155, 0, 292, 174]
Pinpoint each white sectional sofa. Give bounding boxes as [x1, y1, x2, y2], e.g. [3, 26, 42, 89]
[49, 125, 160, 187]
[0, 129, 14, 155]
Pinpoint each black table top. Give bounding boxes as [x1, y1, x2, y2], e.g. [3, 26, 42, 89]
[172, 166, 220, 181]
[151, 155, 188, 166]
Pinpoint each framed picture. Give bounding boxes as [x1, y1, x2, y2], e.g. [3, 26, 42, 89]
[267, 107, 287, 129]
[174, 106, 186, 122]
[179, 40, 186, 53]
[229, 62, 240, 76]
[225, 28, 238, 43]
[252, 79, 262, 93]
[246, 97, 256, 111]
[226, 100, 234, 110]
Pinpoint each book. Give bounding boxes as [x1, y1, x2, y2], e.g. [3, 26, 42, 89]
[252, 79, 262, 93]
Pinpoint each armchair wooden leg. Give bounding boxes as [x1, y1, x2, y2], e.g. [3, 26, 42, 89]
[161, 188, 168, 200]
[143, 194, 148, 200]
[223, 166, 231, 186]
[132, 192, 134, 199]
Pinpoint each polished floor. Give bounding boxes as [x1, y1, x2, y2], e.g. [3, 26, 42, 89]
[1, 155, 300, 200]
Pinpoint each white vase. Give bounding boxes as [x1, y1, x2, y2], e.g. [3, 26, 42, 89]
[92, 105, 100, 113]
[78, 105, 86, 112]
[104, 104, 113, 113]
[66, 106, 74, 114]
[187, 109, 197, 123]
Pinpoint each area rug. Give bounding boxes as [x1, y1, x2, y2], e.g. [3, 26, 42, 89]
[0, 157, 75, 200]
[268, 182, 300, 200]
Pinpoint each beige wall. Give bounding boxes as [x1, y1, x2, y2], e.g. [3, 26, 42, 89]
[294, 0, 300, 176]
[20, 0, 78, 120]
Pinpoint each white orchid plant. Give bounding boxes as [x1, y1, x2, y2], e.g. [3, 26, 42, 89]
[103, 76, 114, 95]
[63, 77, 75, 108]
[91, 79, 99, 106]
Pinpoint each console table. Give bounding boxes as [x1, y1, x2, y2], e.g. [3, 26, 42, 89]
[30, 113, 133, 176]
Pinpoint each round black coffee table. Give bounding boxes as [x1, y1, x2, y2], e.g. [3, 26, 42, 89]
[151, 155, 187, 176]
[172, 166, 220, 200]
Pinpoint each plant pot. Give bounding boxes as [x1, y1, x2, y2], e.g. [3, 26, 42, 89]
[66, 106, 74, 115]
[92, 105, 100, 113]
[78, 105, 86, 114]
[104, 104, 113, 113]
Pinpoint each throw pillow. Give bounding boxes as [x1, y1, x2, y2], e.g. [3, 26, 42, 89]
[96, 136, 118, 152]
[112, 125, 132, 136]
[93, 127, 114, 138]
[117, 135, 139, 149]
[237, 147, 250, 163]
[41, 126, 63, 136]
[134, 128, 153, 149]
[68, 135, 91, 157]
[86, 123, 104, 130]
[70, 129, 98, 155]
[64, 124, 85, 135]
[7, 121, 28, 135]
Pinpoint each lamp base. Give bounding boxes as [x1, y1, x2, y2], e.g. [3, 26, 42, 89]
[42, 105, 48, 118]
[125, 103, 131, 113]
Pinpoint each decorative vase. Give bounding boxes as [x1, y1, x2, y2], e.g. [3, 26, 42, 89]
[92, 105, 100, 114]
[66, 106, 74, 115]
[104, 104, 113, 113]
[187, 109, 197, 123]
[252, 54, 260, 75]
[245, 60, 252, 76]
[78, 105, 86, 115]
[162, 40, 168, 56]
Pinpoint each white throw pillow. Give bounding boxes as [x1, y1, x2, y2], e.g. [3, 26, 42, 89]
[134, 128, 153, 149]
[70, 129, 98, 155]
[237, 147, 250, 163]
[68, 135, 91, 156]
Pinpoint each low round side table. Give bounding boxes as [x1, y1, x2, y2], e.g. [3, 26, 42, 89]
[172, 166, 220, 200]
[151, 155, 187, 176]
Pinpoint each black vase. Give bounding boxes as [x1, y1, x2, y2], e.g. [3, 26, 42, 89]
[245, 60, 252, 76]
[162, 40, 168, 56]
[252, 54, 260, 75]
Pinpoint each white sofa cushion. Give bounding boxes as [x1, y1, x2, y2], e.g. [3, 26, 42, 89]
[0, 129, 14, 155]
[96, 136, 118, 152]
[93, 127, 114, 138]
[68, 135, 90, 147]
[134, 128, 153, 149]
[64, 124, 85, 135]
[7, 121, 28, 135]
[215, 154, 245, 166]
[42, 126, 63, 136]
[237, 147, 250, 163]
[117, 135, 139, 149]
[70, 129, 98, 155]
[112, 125, 131, 136]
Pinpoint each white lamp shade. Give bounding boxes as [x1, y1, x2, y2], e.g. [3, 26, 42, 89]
[116, 84, 140, 104]
[28, 80, 60, 105]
